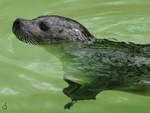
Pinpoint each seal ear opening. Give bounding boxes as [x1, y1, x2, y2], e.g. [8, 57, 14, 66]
[58, 28, 64, 33]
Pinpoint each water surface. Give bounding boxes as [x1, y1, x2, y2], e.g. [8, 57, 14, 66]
[0, 0, 150, 113]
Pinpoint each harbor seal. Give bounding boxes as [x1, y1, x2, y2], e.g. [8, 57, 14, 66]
[12, 15, 150, 109]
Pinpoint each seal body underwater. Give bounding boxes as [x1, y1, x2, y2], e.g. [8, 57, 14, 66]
[12, 15, 150, 109]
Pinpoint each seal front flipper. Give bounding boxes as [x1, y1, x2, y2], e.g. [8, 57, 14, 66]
[64, 100, 77, 109]
[63, 77, 101, 105]
[63, 77, 82, 98]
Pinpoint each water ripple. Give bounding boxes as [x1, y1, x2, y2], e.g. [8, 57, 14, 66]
[0, 88, 19, 96]
[32, 82, 61, 91]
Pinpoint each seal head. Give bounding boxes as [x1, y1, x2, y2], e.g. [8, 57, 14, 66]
[12, 15, 94, 44]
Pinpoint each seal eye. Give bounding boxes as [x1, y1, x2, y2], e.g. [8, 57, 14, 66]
[39, 22, 49, 31]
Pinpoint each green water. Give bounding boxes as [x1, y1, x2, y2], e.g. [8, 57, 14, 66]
[1, 0, 150, 113]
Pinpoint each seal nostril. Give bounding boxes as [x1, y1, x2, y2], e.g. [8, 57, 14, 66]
[14, 19, 21, 27]
[15, 20, 20, 25]
[13, 18, 25, 29]
[12, 18, 25, 35]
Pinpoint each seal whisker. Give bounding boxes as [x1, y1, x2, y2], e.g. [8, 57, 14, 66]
[29, 38, 35, 44]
